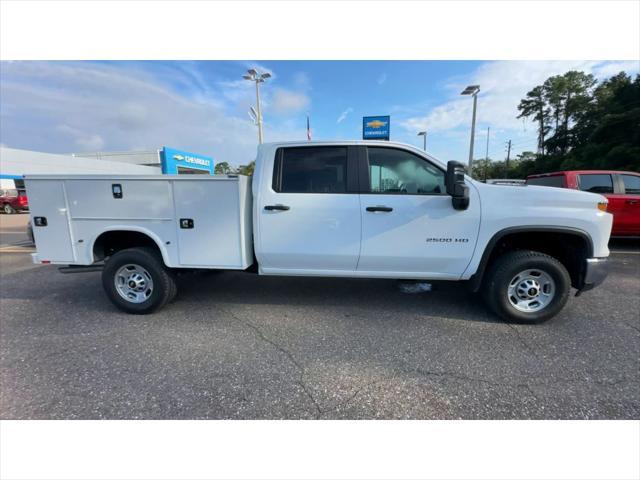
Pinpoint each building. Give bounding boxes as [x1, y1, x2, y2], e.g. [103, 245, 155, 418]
[0, 146, 215, 190]
[74, 146, 215, 175]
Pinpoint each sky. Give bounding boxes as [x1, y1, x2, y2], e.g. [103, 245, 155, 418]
[1, 60, 638, 167]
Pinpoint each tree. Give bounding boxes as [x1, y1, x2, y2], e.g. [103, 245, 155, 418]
[517, 86, 550, 156]
[236, 161, 256, 176]
[214, 161, 232, 175]
[559, 71, 596, 153]
[515, 70, 639, 175]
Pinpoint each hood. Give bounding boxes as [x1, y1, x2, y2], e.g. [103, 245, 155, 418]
[473, 181, 608, 208]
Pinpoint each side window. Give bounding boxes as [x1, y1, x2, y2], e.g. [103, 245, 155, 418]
[274, 147, 347, 193]
[578, 174, 613, 194]
[621, 174, 640, 195]
[367, 147, 445, 194]
[526, 176, 564, 187]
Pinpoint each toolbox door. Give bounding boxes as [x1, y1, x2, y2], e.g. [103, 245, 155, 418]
[26, 180, 75, 263]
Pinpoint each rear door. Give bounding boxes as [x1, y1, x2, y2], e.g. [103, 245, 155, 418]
[577, 173, 621, 233]
[358, 146, 480, 278]
[257, 146, 361, 273]
[615, 173, 640, 235]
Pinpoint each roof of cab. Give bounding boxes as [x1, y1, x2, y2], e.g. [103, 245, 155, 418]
[258, 140, 447, 168]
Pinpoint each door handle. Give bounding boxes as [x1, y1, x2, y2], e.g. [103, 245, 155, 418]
[264, 204, 290, 211]
[625, 200, 638, 205]
[366, 206, 393, 212]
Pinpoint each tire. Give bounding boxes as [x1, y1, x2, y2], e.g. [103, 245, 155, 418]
[482, 250, 571, 323]
[3, 204, 16, 214]
[102, 247, 177, 314]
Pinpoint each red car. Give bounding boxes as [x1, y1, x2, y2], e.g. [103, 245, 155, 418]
[526, 170, 640, 237]
[0, 188, 29, 214]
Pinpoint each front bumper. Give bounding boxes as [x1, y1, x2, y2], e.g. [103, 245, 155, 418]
[579, 257, 609, 293]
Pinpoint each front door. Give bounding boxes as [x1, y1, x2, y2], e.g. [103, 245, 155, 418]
[358, 146, 480, 279]
[257, 145, 361, 273]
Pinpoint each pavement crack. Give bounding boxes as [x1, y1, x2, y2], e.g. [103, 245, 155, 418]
[503, 322, 542, 361]
[622, 322, 640, 334]
[408, 364, 540, 401]
[324, 380, 383, 416]
[216, 305, 322, 418]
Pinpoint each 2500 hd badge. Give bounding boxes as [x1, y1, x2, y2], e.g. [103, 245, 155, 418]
[425, 237, 470, 243]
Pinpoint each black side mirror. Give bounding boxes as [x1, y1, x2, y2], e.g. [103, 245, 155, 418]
[445, 161, 470, 210]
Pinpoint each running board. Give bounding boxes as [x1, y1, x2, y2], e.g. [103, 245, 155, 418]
[58, 264, 104, 274]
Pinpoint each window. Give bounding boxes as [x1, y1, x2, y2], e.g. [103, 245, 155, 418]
[274, 147, 348, 193]
[578, 174, 614, 194]
[0, 189, 18, 197]
[621, 174, 640, 195]
[526, 176, 564, 188]
[367, 147, 445, 194]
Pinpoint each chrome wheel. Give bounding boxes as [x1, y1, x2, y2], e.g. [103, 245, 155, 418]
[114, 263, 154, 304]
[507, 269, 556, 313]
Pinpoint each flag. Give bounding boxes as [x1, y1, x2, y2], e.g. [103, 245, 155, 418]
[306, 115, 311, 141]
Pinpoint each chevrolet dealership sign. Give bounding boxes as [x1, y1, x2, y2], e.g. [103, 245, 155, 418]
[161, 147, 214, 174]
[363, 115, 390, 140]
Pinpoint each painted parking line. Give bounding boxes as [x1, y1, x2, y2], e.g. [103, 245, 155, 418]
[0, 247, 35, 253]
[610, 251, 640, 255]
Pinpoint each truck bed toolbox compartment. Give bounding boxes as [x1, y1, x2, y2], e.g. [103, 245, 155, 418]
[24, 175, 253, 269]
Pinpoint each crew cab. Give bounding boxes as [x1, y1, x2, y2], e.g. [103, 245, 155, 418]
[25, 141, 613, 323]
[526, 170, 640, 236]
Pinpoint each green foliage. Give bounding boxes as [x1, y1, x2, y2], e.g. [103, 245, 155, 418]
[214, 161, 232, 175]
[491, 70, 640, 179]
[236, 161, 256, 176]
[214, 160, 255, 176]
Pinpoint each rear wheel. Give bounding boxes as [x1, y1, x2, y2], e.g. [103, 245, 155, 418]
[102, 247, 176, 314]
[3, 204, 16, 214]
[482, 250, 571, 323]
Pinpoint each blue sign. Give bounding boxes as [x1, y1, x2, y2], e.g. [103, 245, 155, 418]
[160, 147, 214, 174]
[363, 115, 390, 140]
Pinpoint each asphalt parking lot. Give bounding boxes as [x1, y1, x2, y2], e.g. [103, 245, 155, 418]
[1, 214, 638, 419]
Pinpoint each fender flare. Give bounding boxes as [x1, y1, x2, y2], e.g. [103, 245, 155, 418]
[467, 226, 594, 292]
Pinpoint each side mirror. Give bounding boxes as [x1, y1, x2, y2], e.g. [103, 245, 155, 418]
[445, 161, 470, 210]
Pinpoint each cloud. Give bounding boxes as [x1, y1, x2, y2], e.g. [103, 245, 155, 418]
[377, 73, 387, 85]
[0, 61, 305, 165]
[336, 107, 353, 124]
[293, 71, 311, 90]
[399, 61, 640, 135]
[269, 88, 310, 115]
[395, 60, 640, 161]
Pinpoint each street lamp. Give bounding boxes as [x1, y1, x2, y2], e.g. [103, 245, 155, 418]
[461, 84, 480, 176]
[243, 69, 271, 144]
[417, 131, 427, 151]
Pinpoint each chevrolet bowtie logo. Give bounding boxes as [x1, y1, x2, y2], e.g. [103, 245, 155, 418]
[173, 154, 185, 161]
[366, 120, 388, 129]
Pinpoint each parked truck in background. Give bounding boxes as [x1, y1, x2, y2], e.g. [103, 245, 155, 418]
[25, 141, 612, 322]
[526, 170, 640, 237]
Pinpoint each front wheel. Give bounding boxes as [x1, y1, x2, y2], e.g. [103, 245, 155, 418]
[102, 247, 176, 314]
[482, 250, 571, 323]
[3, 204, 16, 214]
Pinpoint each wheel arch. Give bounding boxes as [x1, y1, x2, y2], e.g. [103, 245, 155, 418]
[468, 226, 594, 292]
[91, 226, 171, 266]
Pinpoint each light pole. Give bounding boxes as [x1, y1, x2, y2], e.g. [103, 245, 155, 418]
[243, 69, 271, 144]
[417, 131, 427, 151]
[461, 85, 480, 176]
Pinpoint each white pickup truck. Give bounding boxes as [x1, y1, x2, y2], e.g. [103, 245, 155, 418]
[25, 141, 612, 322]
